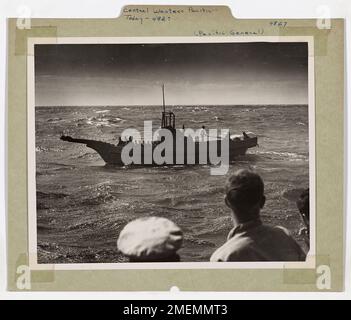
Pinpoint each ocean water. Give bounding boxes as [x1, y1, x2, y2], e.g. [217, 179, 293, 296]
[35, 105, 309, 263]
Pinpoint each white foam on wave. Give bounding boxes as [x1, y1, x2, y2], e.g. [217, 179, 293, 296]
[255, 150, 308, 161]
[86, 115, 124, 127]
[95, 110, 110, 114]
[36, 146, 63, 153]
[36, 146, 48, 153]
[47, 117, 64, 123]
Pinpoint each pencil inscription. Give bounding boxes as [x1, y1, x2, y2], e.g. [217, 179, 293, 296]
[122, 6, 218, 24]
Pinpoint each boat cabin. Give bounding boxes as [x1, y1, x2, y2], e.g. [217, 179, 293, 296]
[161, 111, 175, 130]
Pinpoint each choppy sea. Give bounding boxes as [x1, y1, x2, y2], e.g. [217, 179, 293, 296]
[35, 105, 309, 263]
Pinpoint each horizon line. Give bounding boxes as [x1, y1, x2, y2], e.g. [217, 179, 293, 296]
[35, 103, 308, 108]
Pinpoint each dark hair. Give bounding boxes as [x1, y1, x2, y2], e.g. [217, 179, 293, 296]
[226, 170, 264, 211]
[296, 188, 309, 221]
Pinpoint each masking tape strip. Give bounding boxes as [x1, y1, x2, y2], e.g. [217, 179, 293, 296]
[282, 255, 333, 290]
[15, 253, 55, 290]
[15, 26, 58, 56]
[280, 26, 330, 56]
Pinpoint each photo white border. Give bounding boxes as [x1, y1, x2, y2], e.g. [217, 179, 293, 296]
[27, 36, 315, 270]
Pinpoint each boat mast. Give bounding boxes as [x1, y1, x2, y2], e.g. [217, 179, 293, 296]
[162, 84, 166, 113]
[161, 84, 166, 128]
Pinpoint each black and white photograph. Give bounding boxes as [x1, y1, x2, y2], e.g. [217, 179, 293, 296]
[30, 38, 313, 266]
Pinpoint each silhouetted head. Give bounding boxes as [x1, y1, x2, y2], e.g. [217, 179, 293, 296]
[296, 188, 309, 228]
[117, 217, 183, 262]
[224, 169, 265, 223]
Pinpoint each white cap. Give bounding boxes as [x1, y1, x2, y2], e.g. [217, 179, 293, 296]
[117, 217, 183, 261]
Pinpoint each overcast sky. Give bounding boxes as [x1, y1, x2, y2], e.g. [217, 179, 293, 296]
[35, 42, 308, 106]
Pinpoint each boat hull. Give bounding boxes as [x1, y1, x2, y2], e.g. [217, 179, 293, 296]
[60, 136, 258, 166]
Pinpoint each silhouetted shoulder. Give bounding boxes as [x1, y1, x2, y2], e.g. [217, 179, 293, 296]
[273, 225, 292, 236]
[210, 237, 255, 262]
[210, 223, 306, 262]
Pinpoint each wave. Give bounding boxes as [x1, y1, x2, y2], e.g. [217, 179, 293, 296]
[254, 150, 308, 161]
[36, 146, 48, 153]
[36, 145, 64, 153]
[213, 116, 225, 122]
[192, 106, 208, 111]
[94, 110, 110, 114]
[78, 183, 116, 206]
[65, 221, 99, 231]
[188, 119, 207, 124]
[86, 115, 125, 127]
[185, 237, 216, 247]
[47, 117, 63, 123]
[80, 193, 114, 206]
[282, 188, 308, 202]
[37, 191, 68, 199]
